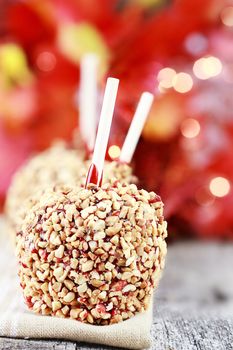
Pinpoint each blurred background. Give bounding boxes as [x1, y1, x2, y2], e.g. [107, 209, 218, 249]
[0, 0, 232, 240]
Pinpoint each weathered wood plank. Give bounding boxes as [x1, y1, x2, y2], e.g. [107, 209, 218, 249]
[0, 338, 75, 350]
[151, 316, 233, 350]
[0, 338, 125, 350]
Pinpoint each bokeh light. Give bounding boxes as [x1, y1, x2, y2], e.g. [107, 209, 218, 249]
[157, 67, 176, 88]
[36, 52, 57, 72]
[180, 118, 200, 138]
[184, 32, 208, 56]
[193, 56, 222, 80]
[108, 145, 121, 160]
[209, 177, 231, 198]
[172, 72, 193, 93]
[221, 6, 233, 27]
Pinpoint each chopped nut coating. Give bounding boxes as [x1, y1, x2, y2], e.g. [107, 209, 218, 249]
[17, 182, 167, 325]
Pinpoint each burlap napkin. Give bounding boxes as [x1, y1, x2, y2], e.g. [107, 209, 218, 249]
[0, 218, 152, 349]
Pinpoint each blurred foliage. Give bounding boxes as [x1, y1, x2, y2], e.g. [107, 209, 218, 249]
[0, 0, 233, 238]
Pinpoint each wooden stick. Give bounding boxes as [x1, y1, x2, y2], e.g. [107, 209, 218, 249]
[86, 77, 119, 186]
[79, 54, 98, 152]
[120, 92, 154, 163]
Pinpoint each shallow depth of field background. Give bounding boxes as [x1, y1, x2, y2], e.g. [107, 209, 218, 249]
[0, 0, 233, 239]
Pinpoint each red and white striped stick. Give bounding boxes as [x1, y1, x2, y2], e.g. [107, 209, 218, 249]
[86, 77, 119, 187]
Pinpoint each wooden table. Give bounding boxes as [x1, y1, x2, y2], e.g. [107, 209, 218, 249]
[1, 242, 233, 350]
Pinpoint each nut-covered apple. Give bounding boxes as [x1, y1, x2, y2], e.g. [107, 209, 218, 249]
[17, 181, 167, 325]
[6, 142, 136, 238]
